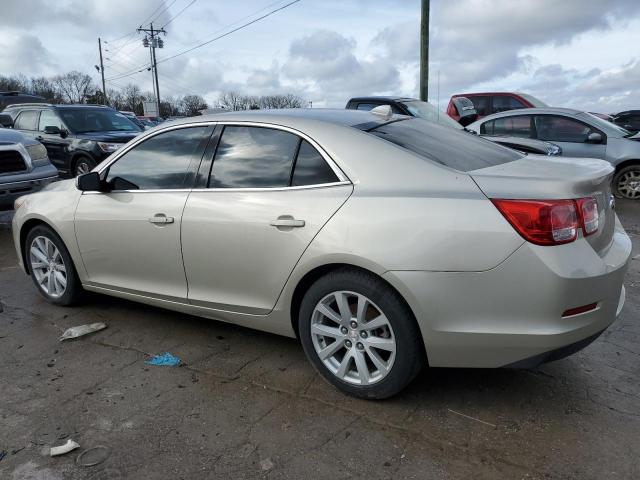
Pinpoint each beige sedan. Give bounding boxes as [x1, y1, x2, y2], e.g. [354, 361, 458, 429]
[12, 109, 631, 398]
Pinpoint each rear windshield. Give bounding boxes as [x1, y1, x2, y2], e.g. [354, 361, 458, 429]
[368, 118, 522, 172]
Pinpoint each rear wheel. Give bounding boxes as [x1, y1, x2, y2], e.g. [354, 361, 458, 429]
[73, 156, 96, 177]
[298, 268, 424, 399]
[25, 225, 83, 305]
[613, 164, 640, 199]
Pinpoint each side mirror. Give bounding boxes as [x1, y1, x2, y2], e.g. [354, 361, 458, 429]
[44, 125, 61, 135]
[76, 172, 103, 192]
[0, 113, 14, 128]
[586, 132, 603, 144]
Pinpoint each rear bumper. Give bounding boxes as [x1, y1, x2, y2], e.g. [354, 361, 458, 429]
[384, 218, 631, 368]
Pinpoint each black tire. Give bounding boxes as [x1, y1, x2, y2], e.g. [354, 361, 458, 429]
[73, 156, 96, 177]
[298, 268, 424, 399]
[25, 224, 83, 306]
[613, 164, 640, 200]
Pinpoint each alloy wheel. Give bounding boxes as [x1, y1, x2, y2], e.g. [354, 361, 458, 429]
[310, 291, 396, 386]
[29, 236, 67, 298]
[75, 161, 91, 176]
[617, 169, 640, 199]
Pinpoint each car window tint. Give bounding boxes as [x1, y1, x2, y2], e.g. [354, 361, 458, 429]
[469, 96, 489, 116]
[535, 116, 594, 143]
[210, 126, 299, 188]
[291, 140, 339, 186]
[38, 110, 63, 131]
[15, 110, 39, 130]
[369, 118, 521, 172]
[356, 103, 378, 111]
[106, 127, 207, 190]
[492, 96, 526, 113]
[490, 115, 532, 138]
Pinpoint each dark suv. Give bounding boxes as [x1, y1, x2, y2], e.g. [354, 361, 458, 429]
[3, 104, 142, 176]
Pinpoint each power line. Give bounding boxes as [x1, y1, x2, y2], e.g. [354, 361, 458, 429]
[156, 0, 301, 66]
[160, 0, 197, 29]
[148, 0, 179, 25]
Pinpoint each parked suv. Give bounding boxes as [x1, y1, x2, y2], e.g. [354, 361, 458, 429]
[612, 110, 640, 134]
[447, 92, 547, 122]
[0, 91, 46, 111]
[3, 104, 142, 176]
[0, 128, 58, 209]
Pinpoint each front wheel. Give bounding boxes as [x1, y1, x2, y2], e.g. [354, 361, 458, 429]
[298, 269, 424, 399]
[25, 225, 83, 305]
[613, 164, 640, 199]
[74, 156, 96, 177]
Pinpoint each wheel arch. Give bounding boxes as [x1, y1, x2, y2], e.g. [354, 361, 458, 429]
[289, 263, 428, 362]
[614, 159, 640, 172]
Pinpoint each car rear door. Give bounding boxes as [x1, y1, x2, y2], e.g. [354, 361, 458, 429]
[74, 124, 212, 300]
[533, 115, 606, 159]
[181, 124, 352, 314]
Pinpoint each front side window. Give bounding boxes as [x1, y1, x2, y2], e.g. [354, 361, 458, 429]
[492, 96, 526, 113]
[483, 115, 532, 138]
[534, 115, 595, 143]
[210, 126, 299, 188]
[38, 110, 64, 131]
[106, 127, 208, 190]
[15, 110, 39, 130]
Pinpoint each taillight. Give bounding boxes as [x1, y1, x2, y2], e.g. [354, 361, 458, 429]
[575, 197, 599, 236]
[492, 197, 599, 246]
[492, 199, 578, 246]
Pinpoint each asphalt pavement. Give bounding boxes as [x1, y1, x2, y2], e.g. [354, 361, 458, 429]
[0, 201, 638, 479]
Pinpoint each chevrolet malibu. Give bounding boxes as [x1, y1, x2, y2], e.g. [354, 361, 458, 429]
[12, 109, 631, 399]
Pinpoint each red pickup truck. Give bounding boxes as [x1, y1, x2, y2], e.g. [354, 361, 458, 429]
[447, 92, 547, 122]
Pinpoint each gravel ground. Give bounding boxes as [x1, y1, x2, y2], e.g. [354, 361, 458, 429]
[0, 200, 638, 479]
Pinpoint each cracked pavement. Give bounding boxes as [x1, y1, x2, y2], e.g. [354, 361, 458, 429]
[0, 201, 639, 479]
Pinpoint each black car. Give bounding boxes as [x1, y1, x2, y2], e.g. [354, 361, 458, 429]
[612, 110, 640, 134]
[3, 104, 142, 176]
[0, 91, 46, 111]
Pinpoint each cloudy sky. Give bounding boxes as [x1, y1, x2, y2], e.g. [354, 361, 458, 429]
[1, 0, 639, 112]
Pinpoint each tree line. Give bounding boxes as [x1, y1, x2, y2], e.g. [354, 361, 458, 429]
[0, 71, 306, 117]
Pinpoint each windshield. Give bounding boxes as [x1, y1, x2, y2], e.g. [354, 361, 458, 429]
[399, 100, 463, 130]
[58, 108, 142, 133]
[518, 93, 547, 108]
[368, 118, 522, 172]
[583, 112, 633, 138]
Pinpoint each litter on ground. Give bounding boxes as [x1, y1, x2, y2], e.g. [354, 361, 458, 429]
[50, 439, 80, 456]
[59, 323, 107, 341]
[145, 352, 181, 366]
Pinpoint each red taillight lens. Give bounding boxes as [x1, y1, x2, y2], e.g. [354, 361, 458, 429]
[491, 199, 579, 246]
[576, 197, 599, 236]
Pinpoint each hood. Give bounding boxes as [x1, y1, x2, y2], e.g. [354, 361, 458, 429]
[74, 131, 140, 143]
[0, 128, 39, 146]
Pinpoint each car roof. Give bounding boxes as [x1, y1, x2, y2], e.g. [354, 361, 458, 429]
[165, 108, 406, 129]
[452, 92, 529, 97]
[474, 107, 583, 121]
[4, 103, 112, 110]
[348, 96, 418, 103]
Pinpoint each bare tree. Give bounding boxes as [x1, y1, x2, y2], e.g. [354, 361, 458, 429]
[30, 76, 62, 103]
[181, 94, 208, 116]
[0, 74, 29, 92]
[121, 84, 144, 114]
[216, 91, 250, 111]
[53, 71, 94, 103]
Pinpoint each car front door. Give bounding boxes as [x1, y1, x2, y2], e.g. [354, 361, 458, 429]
[533, 115, 606, 159]
[181, 124, 352, 314]
[74, 125, 212, 300]
[36, 109, 72, 170]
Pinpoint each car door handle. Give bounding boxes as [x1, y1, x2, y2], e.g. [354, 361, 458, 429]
[148, 214, 174, 224]
[270, 217, 305, 228]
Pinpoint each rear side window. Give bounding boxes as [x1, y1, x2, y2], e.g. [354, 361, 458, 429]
[492, 96, 526, 113]
[15, 110, 39, 130]
[210, 126, 299, 188]
[482, 115, 532, 138]
[469, 96, 489, 116]
[369, 118, 521, 172]
[356, 103, 379, 111]
[292, 140, 339, 186]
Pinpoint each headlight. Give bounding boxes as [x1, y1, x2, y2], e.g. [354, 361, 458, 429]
[97, 142, 123, 153]
[14, 196, 27, 210]
[25, 143, 48, 160]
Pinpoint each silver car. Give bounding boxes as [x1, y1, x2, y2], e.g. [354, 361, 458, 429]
[11, 110, 631, 399]
[467, 107, 640, 200]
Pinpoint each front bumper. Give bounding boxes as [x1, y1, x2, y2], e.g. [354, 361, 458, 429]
[0, 167, 58, 208]
[384, 219, 632, 368]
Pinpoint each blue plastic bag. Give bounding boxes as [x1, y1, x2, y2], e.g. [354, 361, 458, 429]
[145, 352, 181, 366]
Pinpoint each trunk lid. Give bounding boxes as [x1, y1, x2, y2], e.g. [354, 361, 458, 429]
[470, 155, 616, 255]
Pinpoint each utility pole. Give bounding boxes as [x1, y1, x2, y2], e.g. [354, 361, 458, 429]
[138, 23, 166, 116]
[419, 0, 430, 102]
[97, 38, 107, 105]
